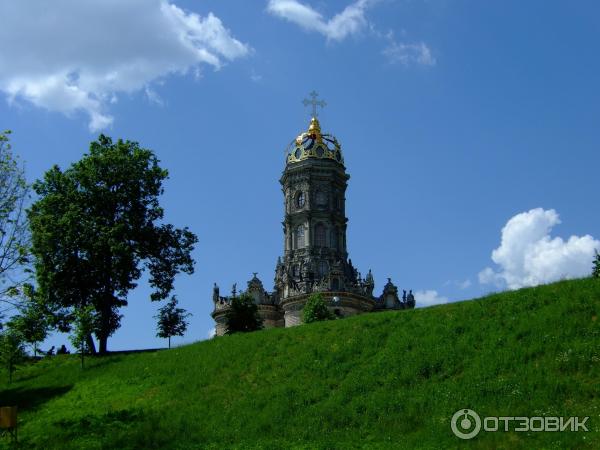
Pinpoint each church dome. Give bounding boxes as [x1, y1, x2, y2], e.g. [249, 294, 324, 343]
[285, 117, 344, 165]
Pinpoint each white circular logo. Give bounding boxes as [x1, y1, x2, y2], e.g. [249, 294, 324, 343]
[451, 409, 481, 440]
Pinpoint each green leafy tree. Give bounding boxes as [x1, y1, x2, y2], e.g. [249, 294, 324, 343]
[28, 135, 198, 354]
[0, 130, 30, 316]
[593, 249, 600, 279]
[155, 296, 191, 349]
[225, 293, 263, 334]
[0, 329, 26, 383]
[69, 305, 95, 368]
[302, 293, 335, 324]
[8, 285, 49, 357]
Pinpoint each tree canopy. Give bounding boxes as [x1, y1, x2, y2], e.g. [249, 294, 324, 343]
[28, 135, 197, 354]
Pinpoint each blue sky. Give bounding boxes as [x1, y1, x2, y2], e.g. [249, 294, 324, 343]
[1, 0, 599, 351]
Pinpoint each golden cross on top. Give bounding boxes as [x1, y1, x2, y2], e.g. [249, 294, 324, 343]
[303, 90, 326, 118]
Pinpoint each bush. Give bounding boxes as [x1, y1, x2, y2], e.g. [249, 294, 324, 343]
[302, 293, 335, 324]
[225, 293, 263, 334]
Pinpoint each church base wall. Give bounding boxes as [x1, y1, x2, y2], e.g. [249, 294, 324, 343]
[281, 291, 376, 327]
[284, 310, 302, 327]
[212, 292, 380, 335]
[263, 317, 285, 328]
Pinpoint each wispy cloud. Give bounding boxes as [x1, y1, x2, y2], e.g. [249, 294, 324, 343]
[382, 40, 436, 66]
[458, 279, 472, 289]
[0, 0, 251, 131]
[250, 70, 263, 83]
[444, 279, 472, 290]
[266, 0, 374, 42]
[267, 0, 435, 67]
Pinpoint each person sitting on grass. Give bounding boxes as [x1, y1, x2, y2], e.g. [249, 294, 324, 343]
[57, 345, 70, 355]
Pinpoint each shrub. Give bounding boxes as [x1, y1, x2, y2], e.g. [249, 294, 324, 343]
[302, 293, 335, 324]
[225, 293, 263, 334]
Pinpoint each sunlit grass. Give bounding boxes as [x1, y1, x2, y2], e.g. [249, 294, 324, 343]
[1, 278, 598, 449]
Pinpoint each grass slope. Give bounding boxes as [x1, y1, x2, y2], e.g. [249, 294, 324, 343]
[1, 278, 599, 449]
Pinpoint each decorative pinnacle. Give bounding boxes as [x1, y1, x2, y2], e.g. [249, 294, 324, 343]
[302, 90, 326, 118]
[308, 117, 322, 142]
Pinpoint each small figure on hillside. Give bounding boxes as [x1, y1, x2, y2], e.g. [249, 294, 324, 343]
[46, 345, 55, 356]
[57, 344, 70, 355]
[402, 290, 407, 302]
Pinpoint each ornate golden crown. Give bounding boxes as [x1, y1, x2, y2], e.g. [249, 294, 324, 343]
[286, 117, 343, 165]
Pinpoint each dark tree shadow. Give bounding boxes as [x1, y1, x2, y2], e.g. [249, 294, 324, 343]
[0, 385, 72, 411]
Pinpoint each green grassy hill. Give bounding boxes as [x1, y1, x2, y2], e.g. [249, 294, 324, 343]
[1, 278, 599, 449]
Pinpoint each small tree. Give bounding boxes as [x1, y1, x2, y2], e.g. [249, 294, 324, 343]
[302, 293, 335, 324]
[69, 305, 95, 368]
[0, 329, 26, 383]
[155, 296, 191, 349]
[8, 284, 49, 357]
[9, 306, 48, 358]
[593, 249, 600, 279]
[0, 130, 30, 316]
[225, 293, 263, 335]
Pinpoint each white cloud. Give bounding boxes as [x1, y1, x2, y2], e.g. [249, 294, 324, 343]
[266, 0, 373, 41]
[479, 208, 599, 290]
[0, 1, 250, 131]
[414, 290, 449, 308]
[207, 327, 216, 339]
[382, 41, 436, 66]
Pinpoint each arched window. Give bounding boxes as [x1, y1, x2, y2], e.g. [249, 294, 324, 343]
[315, 223, 326, 247]
[295, 191, 305, 208]
[334, 192, 342, 210]
[316, 190, 327, 206]
[295, 225, 305, 249]
[292, 264, 300, 277]
[318, 260, 329, 277]
[330, 228, 338, 250]
[332, 278, 340, 291]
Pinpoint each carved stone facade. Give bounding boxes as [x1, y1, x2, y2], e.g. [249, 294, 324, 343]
[211, 115, 415, 336]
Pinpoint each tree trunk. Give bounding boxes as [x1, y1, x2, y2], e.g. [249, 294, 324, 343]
[168, 336, 171, 349]
[86, 334, 97, 355]
[97, 295, 112, 355]
[98, 334, 108, 355]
